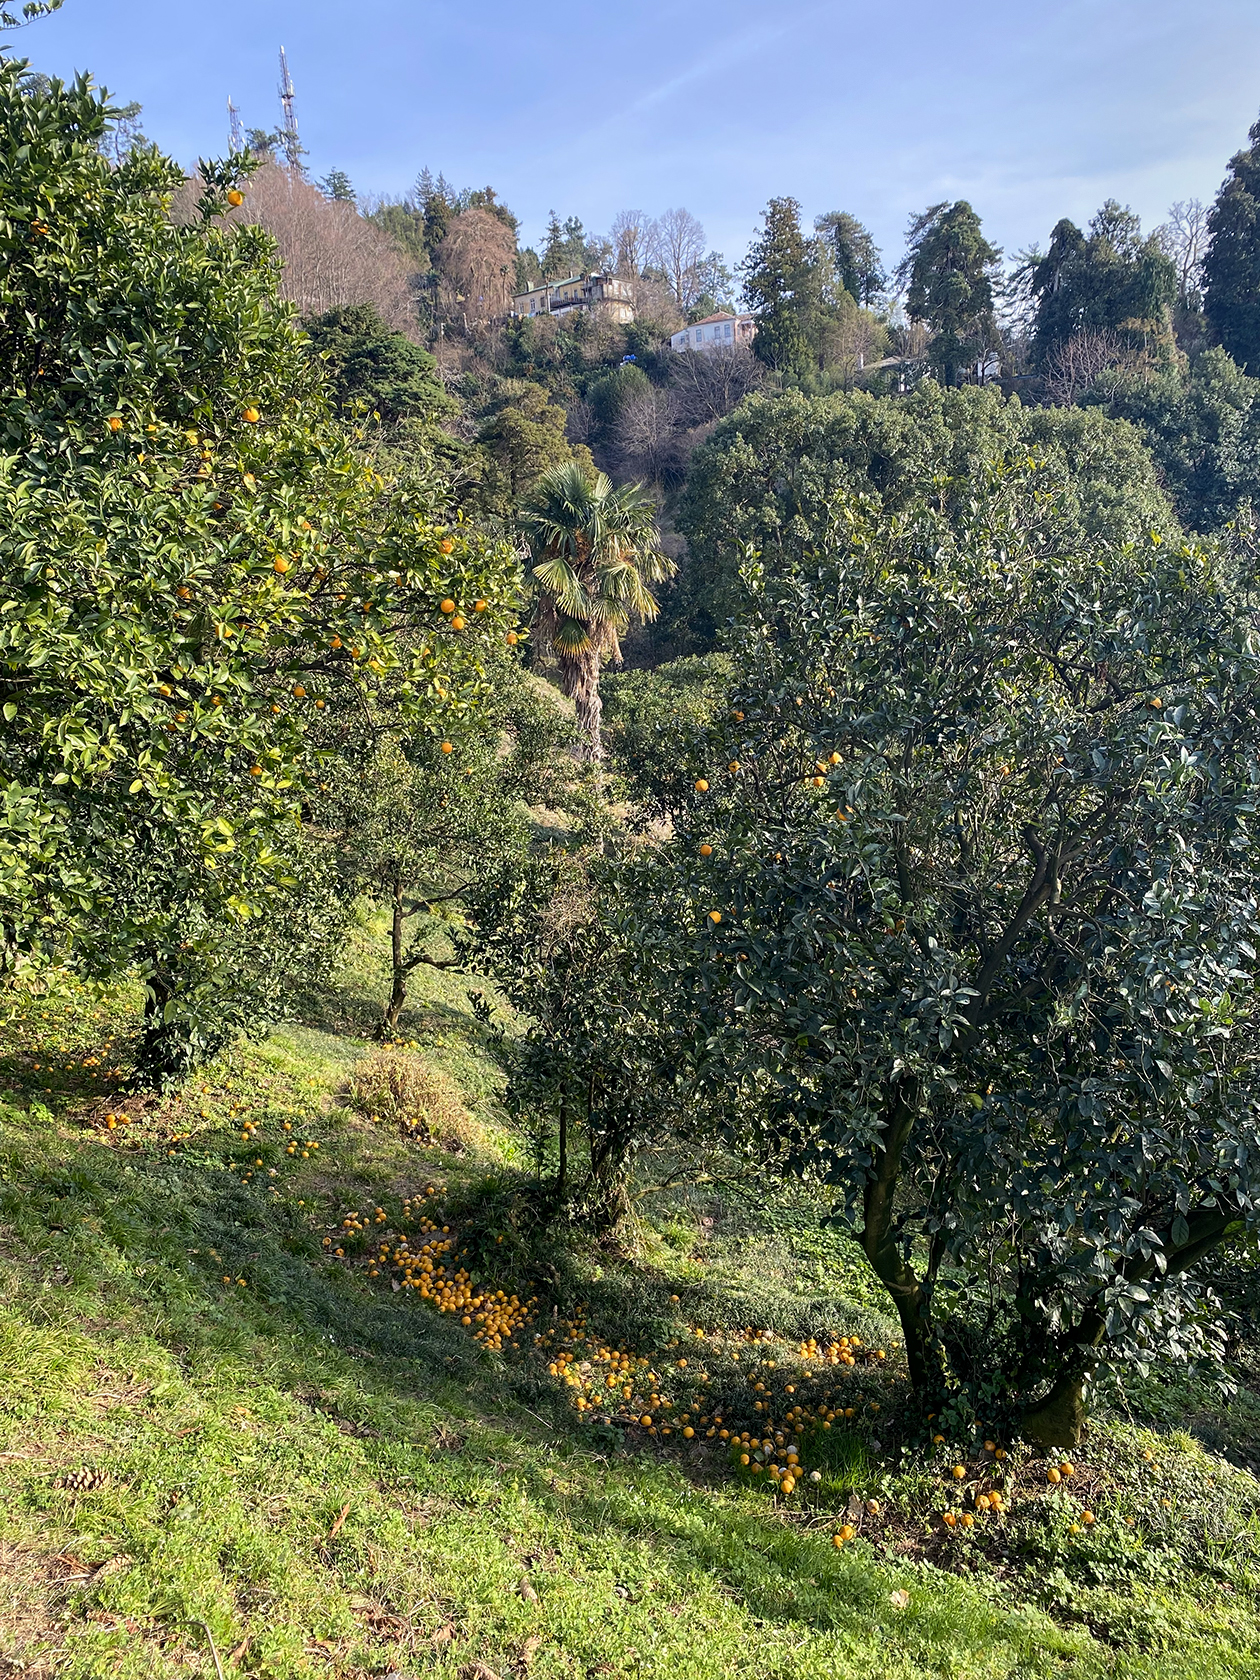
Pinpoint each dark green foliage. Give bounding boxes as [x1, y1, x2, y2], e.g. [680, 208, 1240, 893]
[673, 383, 1177, 651]
[1028, 202, 1177, 367]
[609, 473, 1260, 1439]
[541, 211, 604, 280]
[317, 168, 356, 203]
[1205, 113, 1260, 372]
[469, 848, 701, 1229]
[602, 654, 732, 793]
[586, 362, 650, 440]
[815, 211, 885, 305]
[473, 381, 582, 513]
[901, 202, 1001, 385]
[1089, 347, 1260, 532]
[302, 303, 453, 427]
[740, 196, 813, 377]
[367, 198, 431, 268]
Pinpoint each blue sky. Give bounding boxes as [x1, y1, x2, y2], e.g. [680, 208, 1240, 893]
[22, 0, 1260, 272]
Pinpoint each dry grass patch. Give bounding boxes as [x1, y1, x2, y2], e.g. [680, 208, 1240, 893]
[348, 1049, 487, 1154]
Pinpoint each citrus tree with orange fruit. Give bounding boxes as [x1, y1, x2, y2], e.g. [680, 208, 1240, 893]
[608, 467, 1260, 1446]
[0, 64, 517, 1078]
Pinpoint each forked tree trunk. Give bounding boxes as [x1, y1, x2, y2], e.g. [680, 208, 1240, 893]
[558, 650, 603, 760]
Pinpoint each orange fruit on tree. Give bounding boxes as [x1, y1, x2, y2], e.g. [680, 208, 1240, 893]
[440, 598, 456, 614]
[439, 537, 455, 554]
[699, 843, 713, 856]
[451, 615, 466, 630]
[108, 416, 122, 432]
[243, 406, 260, 422]
[227, 189, 244, 206]
[274, 557, 289, 574]
[473, 599, 487, 611]
[708, 910, 722, 924]
[506, 631, 519, 645]
[440, 741, 453, 754]
[694, 778, 709, 792]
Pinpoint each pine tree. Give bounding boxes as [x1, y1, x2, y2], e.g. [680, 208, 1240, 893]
[901, 201, 1001, 385]
[1026, 202, 1176, 369]
[740, 197, 812, 377]
[1204, 112, 1260, 371]
[815, 211, 885, 304]
[318, 168, 356, 203]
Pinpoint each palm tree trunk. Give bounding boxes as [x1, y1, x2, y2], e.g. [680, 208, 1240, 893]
[558, 650, 603, 761]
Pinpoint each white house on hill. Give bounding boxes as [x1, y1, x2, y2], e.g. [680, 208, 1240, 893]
[670, 312, 756, 353]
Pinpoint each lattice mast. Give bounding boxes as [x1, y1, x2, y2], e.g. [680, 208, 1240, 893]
[227, 96, 244, 153]
[278, 46, 303, 172]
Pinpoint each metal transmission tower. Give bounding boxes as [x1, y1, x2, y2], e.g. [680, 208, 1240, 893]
[227, 96, 244, 154]
[277, 46, 304, 173]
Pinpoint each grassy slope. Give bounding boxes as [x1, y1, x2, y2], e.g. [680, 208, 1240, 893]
[1, 926, 1258, 1680]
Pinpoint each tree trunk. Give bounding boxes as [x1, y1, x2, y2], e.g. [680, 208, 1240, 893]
[1022, 1368, 1091, 1449]
[859, 1079, 949, 1397]
[381, 872, 407, 1038]
[139, 967, 173, 1080]
[554, 1100, 570, 1206]
[558, 651, 603, 761]
[1020, 1304, 1106, 1448]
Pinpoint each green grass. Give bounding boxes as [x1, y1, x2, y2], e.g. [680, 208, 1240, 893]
[1, 940, 1258, 1680]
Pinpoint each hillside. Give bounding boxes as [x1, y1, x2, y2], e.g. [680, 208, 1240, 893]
[2, 927, 1258, 1680]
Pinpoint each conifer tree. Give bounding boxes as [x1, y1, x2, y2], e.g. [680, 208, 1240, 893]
[1204, 112, 1260, 370]
[901, 201, 1001, 385]
[740, 197, 813, 378]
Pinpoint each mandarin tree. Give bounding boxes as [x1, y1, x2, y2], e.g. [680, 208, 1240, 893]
[0, 65, 517, 1077]
[608, 470, 1260, 1445]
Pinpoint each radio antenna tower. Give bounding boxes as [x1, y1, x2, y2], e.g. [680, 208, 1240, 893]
[227, 96, 244, 153]
[277, 46, 304, 172]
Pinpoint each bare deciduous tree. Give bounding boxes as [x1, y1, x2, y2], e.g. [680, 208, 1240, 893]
[656, 207, 707, 310]
[1042, 328, 1127, 406]
[436, 207, 517, 327]
[670, 343, 765, 425]
[173, 163, 418, 333]
[615, 384, 682, 484]
[611, 208, 656, 278]
[1156, 198, 1210, 304]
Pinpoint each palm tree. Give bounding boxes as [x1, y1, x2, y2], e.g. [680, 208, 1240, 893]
[520, 460, 673, 759]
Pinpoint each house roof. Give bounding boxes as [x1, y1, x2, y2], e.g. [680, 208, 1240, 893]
[690, 313, 737, 326]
